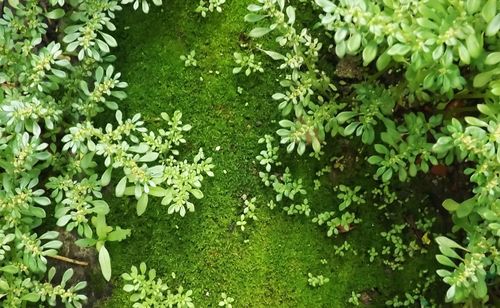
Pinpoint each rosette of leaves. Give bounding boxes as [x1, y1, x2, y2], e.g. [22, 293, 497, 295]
[256, 134, 281, 172]
[368, 113, 442, 182]
[336, 84, 395, 145]
[336, 185, 365, 211]
[277, 118, 323, 154]
[312, 211, 361, 237]
[122, 262, 194, 307]
[232, 52, 264, 76]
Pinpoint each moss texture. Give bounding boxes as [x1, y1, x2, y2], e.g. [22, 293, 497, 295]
[97, 1, 443, 306]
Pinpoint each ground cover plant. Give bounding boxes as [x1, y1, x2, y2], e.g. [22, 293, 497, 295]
[1, 0, 499, 307]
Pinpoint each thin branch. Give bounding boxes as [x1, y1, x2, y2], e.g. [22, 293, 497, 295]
[48, 255, 89, 266]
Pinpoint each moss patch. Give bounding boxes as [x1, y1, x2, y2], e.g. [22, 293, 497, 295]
[97, 1, 443, 306]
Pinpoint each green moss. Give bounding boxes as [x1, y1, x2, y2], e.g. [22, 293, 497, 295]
[97, 1, 443, 307]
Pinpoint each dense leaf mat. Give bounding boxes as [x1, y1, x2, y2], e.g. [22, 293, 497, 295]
[98, 1, 439, 306]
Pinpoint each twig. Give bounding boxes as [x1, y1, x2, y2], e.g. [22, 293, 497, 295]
[48, 255, 89, 266]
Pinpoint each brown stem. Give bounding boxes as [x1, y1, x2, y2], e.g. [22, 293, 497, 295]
[453, 93, 485, 100]
[368, 62, 394, 82]
[48, 255, 88, 266]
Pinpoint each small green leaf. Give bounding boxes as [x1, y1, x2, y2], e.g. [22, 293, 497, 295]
[473, 71, 493, 87]
[101, 168, 112, 186]
[279, 119, 295, 128]
[446, 285, 456, 300]
[0, 279, 8, 290]
[244, 13, 266, 22]
[191, 189, 203, 199]
[92, 200, 110, 215]
[261, 49, 285, 60]
[46, 8, 65, 19]
[387, 44, 411, 56]
[466, 34, 481, 58]
[382, 168, 393, 182]
[442, 199, 459, 212]
[367, 156, 382, 164]
[115, 176, 127, 197]
[456, 198, 475, 218]
[436, 236, 465, 250]
[107, 227, 131, 242]
[33, 197, 50, 206]
[249, 27, 272, 38]
[99, 246, 112, 281]
[136, 194, 148, 216]
[286, 6, 295, 24]
[376, 52, 391, 71]
[344, 122, 360, 135]
[346, 33, 361, 53]
[336, 111, 357, 124]
[458, 43, 470, 64]
[485, 52, 500, 65]
[75, 238, 97, 248]
[362, 41, 377, 65]
[21, 293, 40, 302]
[486, 14, 500, 36]
[481, 0, 496, 22]
[436, 255, 457, 268]
[8, 0, 19, 8]
[123, 284, 135, 292]
[312, 138, 321, 153]
[247, 4, 262, 12]
[57, 215, 72, 226]
[61, 268, 74, 285]
[0, 265, 18, 274]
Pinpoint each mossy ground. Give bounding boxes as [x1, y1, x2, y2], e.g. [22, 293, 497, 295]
[97, 1, 443, 306]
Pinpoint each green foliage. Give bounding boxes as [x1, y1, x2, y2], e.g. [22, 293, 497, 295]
[367, 247, 378, 262]
[379, 223, 429, 271]
[348, 291, 361, 306]
[335, 184, 365, 211]
[0, 266, 87, 308]
[232, 52, 264, 76]
[236, 196, 258, 231]
[180, 50, 198, 67]
[256, 134, 281, 172]
[385, 270, 437, 307]
[307, 273, 329, 287]
[244, 0, 500, 303]
[195, 0, 226, 18]
[0, 0, 213, 305]
[284, 198, 311, 216]
[218, 293, 234, 307]
[122, 262, 194, 307]
[313, 211, 361, 237]
[123, 0, 163, 13]
[371, 182, 398, 210]
[262, 166, 306, 202]
[368, 113, 442, 182]
[431, 103, 500, 304]
[333, 241, 358, 257]
[434, 234, 498, 304]
[337, 84, 395, 145]
[316, 0, 499, 100]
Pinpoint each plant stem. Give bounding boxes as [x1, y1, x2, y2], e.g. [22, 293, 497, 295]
[48, 255, 89, 266]
[453, 92, 485, 100]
